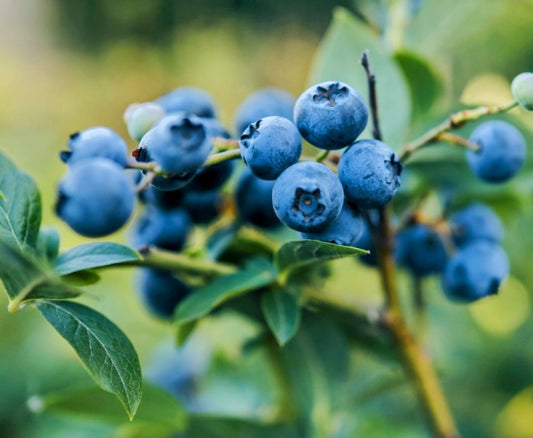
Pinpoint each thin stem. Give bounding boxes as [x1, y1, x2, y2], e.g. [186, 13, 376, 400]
[383, 312, 459, 438]
[134, 246, 236, 276]
[135, 171, 156, 193]
[212, 137, 240, 152]
[361, 50, 458, 437]
[400, 101, 518, 162]
[360, 50, 383, 141]
[436, 132, 480, 151]
[126, 159, 160, 173]
[202, 148, 242, 167]
[314, 149, 330, 163]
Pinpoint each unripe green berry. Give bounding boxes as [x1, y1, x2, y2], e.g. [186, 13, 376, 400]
[124, 102, 166, 141]
[511, 72, 533, 110]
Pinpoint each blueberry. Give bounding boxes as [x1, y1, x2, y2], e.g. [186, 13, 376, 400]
[234, 87, 295, 135]
[272, 161, 344, 233]
[511, 72, 533, 110]
[300, 202, 363, 246]
[294, 81, 368, 150]
[181, 190, 222, 224]
[156, 87, 217, 118]
[395, 224, 448, 277]
[239, 116, 302, 180]
[140, 186, 185, 210]
[133, 206, 191, 251]
[188, 119, 235, 191]
[56, 159, 134, 237]
[138, 268, 191, 318]
[338, 139, 402, 209]
[450, 202, 504, 247]
[442, 241, 509, 302]
[467, 121, 526, 183]
[61, 127, 128, 167]
[124, 102, 166, 141]
[137, 113, 212, 176]
[236, 168, 280, 228]
[354, 219, 378, 266]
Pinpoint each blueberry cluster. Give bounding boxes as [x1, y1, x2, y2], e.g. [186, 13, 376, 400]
[393, 202, 509, 302]
[54, 72, 531, 308]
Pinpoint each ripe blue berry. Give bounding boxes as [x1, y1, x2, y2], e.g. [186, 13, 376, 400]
[354, 219, 378, 266]
[511, 72, 533, 110]
[300, 202, 363, 246]
[467, 121, 526, 183]
[236, 168, 280, 228]
[56, 159, 134, 237]
[124, 102, 166, 141]
[138, 269, 191, 318]
[442, 241, 509, 302]
[272, 161, 344, 233]
[450, 202, 504, 247]
[61, 127, 128, 167]
[188, 119, 235, 191]
[133, 206, 191, 251]
[234, 87, 295, 135]
[156, 87, 217, 118]
[294, 81, 368, 150]
[137, 113, 212, 176]
[395, 224, 448, 277]
[240, 116, 302, 180]
[338, 139, 402, 209]
[181, 190, 222, 224]
[140, 186, 185, 210]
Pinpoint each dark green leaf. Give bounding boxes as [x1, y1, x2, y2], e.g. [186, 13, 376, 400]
[175, 320, 197, 347]
[0, 150, 41, 249]
[32, 383, 184, 430]
[261, 291, 301, 346]
[54, 242, 140, 276]
[62, 270, 101, 287]
[36, 226, 60, 262]
[37, 301, 142, 419]
[0, 238, 81, 312]
[394, 50, 444, 123]
[275, 240, 368, 283]
[311, 7, 411, 146]
[175, 262, 276, 325]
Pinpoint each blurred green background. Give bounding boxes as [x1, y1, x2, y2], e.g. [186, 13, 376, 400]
[1, 0, 533, 437]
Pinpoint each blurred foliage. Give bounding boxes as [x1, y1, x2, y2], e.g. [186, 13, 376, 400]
[0, 0, 533, 437]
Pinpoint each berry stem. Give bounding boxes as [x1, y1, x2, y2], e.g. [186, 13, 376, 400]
[314, 149, 330, 163]
[399, 100, 518, 162]
[211, 137, 240, 152]
[135, 170, 156, 193]
[362, 51, 458, 438]
[203, 148, 242, 167]
[135, 246, 236, 276]
[436, 132, 480, 151]
[360, 50, 383, 141]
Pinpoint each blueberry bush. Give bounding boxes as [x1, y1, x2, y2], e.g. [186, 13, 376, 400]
[1, 3, 533, 437]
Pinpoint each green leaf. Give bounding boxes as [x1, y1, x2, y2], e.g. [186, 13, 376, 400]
[175, 261, 276, 325]
[275, 240, 368, 283]
[394, 50, 444, 123]
[175, 319, 197, 347]
[310, 7, 411, 146]
[261, 291, 301, 346]
[0, 238, 81, 312]
[31, 383, 185, 430]
[54, 242, 141, 276]
[37, 301, 142, 419]
[0, 150, 41, 249]
[62, 270, 101, 287]
[207, 223, 239, 260]
[36, 226, 61, 262]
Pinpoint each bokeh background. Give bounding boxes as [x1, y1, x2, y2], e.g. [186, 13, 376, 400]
[1, 0, 532, 437]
